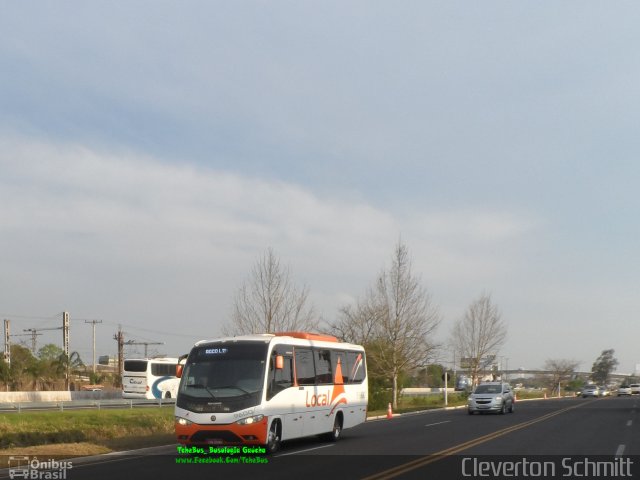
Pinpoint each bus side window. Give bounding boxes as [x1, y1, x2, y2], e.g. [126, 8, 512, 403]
[267, 354, 293, 400]
[331, 351, 347, 384]
[315, 349, 333, 385]
[295, 349, 315, 385]
[346, 351, 366, 384]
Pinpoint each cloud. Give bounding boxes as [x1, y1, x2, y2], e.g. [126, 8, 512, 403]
[0, 135, 539, 359]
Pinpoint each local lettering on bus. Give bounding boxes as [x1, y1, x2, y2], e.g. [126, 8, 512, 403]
[306, 389, 333, 407]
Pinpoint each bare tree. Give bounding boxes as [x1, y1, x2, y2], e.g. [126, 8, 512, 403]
[544, 358, 580, 395]
[223, 248, 317, 335]
[333, 241, 440, 409]
[451, 293, 507, 387]
[330, 288, 380, 347]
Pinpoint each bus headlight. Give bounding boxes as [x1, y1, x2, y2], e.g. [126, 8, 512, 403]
[176, 417, 193, 426]
[236, 414, 264, 425]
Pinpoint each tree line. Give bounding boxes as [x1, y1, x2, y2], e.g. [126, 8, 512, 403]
[222, 242, 508, 409]
[0, 344, 87, 391]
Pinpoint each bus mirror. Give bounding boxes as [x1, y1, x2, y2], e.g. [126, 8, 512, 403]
[276, 355, 284, 370]
[176, 364, 183, 378]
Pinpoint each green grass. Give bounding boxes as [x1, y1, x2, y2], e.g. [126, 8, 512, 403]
[367, 393, 469, 416]
[0, 407, 175, 449]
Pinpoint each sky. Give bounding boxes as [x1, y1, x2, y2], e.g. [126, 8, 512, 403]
[1, 2, 640, 375]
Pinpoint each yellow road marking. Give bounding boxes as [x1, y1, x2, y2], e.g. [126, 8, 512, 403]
[361, 401, 588, 480]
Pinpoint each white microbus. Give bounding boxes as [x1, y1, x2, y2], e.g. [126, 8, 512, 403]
[122, 357, 180, 399]
[175, 332, 367, 453]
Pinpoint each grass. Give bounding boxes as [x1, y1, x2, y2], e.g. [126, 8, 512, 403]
[0, 407, 175, 455]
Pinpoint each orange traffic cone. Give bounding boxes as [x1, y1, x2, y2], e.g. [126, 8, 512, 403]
[387, 403, 393, 419]
[544, 392, 547, 399]
[514, 392, 517, 402]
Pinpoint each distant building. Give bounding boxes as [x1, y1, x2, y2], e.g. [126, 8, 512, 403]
[98, 355, 118, 367]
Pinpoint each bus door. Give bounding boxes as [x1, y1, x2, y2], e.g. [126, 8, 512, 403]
[267, 349, 302, 439]
[294, 348, 323, 437]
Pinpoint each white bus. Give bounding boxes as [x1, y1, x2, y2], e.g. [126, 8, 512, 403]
[175, 332, 367, 453]
[122, 357, 180, 399]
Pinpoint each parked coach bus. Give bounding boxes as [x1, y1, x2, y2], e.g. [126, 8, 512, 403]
[174, 332, 367, 453]
[122, 357, 180, 399]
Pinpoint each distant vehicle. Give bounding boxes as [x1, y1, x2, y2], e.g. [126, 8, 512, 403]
[617, 385, 632, 396]
[122, 357, 179, 399]
[455, 375, 472, 391]
[597, 386, 610, 397]
[467, 382, 514, 415]
[630, 384, 640, 395]
[582, 385, 599, 398]
[80, 384, 103, 391]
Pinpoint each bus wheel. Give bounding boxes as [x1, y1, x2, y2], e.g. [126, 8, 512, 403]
[324, 414, 343, 442]
[266, 420, 281, 454]
[165, 392, 171, 399]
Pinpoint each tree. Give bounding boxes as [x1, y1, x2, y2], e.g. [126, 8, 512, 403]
[544, 358, 580, 395]
[223, 248, 317, 335]
[8, 344, 36, 391]
[591, 349, 618, 385]
[36, 344, 65, 389]
[331, 289, 380, 347]
[38, 344, 64, 362]
[333, 241, 440, 409]
[451, 293, 507, 387]
[0, 360, 10, 391]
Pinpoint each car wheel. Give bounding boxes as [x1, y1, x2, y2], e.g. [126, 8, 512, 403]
[508, 401, 514, 413]
[468, 409, 474, 415]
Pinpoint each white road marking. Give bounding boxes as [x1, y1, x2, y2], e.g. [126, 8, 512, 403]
[276, 444, 335, 456]
[615, 444, 626, 457]
[425, 420, 451, 427]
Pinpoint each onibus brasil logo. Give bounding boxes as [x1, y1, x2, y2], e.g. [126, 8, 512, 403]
[8, 456, 73, 479]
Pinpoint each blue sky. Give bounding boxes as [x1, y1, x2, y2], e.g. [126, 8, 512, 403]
[1, 2, 640, 375]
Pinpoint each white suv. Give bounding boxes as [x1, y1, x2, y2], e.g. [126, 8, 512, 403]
[468, 382, 514, 415]
[630, 384, 640, 395]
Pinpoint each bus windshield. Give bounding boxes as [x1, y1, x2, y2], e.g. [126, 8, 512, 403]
[177, 342, 268, 412]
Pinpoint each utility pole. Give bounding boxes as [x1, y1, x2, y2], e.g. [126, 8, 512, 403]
[22, 329, 43, 354]
[62, 311, 70, 391]
[3, 319, 10, 366]
[84, 320, 102, 374]
[114, 327, 124, 387]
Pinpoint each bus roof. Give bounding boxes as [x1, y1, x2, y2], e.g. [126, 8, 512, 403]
[193, 332, 363, 350]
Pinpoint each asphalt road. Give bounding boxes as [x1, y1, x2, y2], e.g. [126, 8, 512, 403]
[3, 396, 640, 479]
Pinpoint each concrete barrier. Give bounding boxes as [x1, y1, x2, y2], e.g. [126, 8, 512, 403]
[0, 390, 122, 402]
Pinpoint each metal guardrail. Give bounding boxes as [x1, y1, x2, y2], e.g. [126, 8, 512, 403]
[0, 397, 176, 413]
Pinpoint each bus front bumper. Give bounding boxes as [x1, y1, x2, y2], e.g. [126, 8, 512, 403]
[175, 417, 269, 446]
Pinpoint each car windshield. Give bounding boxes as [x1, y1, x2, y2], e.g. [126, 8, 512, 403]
[474, 384, 503, 394]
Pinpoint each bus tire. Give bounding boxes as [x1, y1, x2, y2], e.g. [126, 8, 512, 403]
[165, 392, 171, 399]
[323, 413, 343, 442]
[266, 420, 281, 454]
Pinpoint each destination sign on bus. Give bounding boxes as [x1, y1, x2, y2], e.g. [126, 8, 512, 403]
[205, 348, 228, 355]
